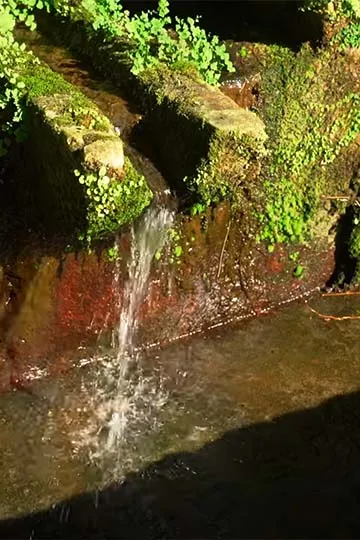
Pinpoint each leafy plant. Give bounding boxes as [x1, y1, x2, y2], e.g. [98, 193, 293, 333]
[107, 244, 119, 261]
[0, 10, 32, 155]
[32, 0, 235, 86]
[74, 159, 152, 244]
[293, 265, 304, 278]
[302, 0, 360, 48]
[190, 202, 206, 216]
[288, 251, 299, 261]
[302, 0, 360, 19]
[335, 20, 360, 47]
[257, 45, 360, 246]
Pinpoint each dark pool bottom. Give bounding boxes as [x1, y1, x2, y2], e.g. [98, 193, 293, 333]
[0, 294, 360, 539]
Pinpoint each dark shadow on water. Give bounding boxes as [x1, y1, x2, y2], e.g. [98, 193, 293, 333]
[2, 390, 360, 538]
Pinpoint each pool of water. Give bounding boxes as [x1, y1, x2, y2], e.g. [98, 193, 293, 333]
[0, 293, 360, 537]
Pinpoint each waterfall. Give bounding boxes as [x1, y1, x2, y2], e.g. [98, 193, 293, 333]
[114, 205, 174, 373]
[71, 204, 174, 470]
[103, 204, 174, 453]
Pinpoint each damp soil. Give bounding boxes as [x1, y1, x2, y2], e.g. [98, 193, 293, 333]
[0, 293, 359, 538]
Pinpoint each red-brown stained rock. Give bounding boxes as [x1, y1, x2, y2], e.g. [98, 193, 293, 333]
[0, 208, 335, 392]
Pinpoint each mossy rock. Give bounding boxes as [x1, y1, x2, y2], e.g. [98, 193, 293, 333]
[257, 43, 360, 246]
[35, 7, 359, 249]
[83, 137, 124, 171]
[7, 46, 153, 241]
[136, 64, 267, 206]
[36, 13, 267, 208]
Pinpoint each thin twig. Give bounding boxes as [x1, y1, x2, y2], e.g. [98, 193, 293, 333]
[217, 218, 231, 279]
[306, 302, 360, 321]
[321, 195, 360, 200]
[321, 291, 360, 297]
[321, 195, 360, 206]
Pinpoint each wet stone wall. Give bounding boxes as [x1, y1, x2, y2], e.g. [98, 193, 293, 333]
[0, 203, 334, 392]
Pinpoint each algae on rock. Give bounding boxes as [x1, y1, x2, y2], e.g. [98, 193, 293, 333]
[31, 12, 267, 215]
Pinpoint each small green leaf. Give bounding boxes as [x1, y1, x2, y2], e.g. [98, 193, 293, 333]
[293, 265, 304, 278]
[174, 245, 182, 257]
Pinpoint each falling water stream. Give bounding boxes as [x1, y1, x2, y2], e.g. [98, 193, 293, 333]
[45, 201, 174, 477]
[98, 205, 174, 454]
[114, 206, 174, 364]
[11, 27, 178, 462]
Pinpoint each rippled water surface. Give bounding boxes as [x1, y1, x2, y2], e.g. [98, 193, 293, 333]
[0, 294, 359, 537]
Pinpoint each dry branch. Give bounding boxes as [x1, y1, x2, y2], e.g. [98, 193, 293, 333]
[321, 291, 360, 297]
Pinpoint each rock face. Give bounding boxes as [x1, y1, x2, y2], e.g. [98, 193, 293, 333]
[5, 54, 152, 240]
[35, 92, 125, 173]
[0, 3, 358, 391]
[83, 137, 124, 171]
[36, 9, 360, 252]
[36, 13, 267, 208]
[0, 203, 335, 392]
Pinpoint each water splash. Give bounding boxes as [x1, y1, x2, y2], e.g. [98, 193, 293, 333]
[104, 205, 174, 450]
[70, 205, 174, 477]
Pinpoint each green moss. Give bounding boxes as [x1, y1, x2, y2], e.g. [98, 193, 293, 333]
[303, 1, 360, 52]
[77, 157, 153, 243]
[349, 209, 360, 257]
[21, 61, 110, 131]
[302, 0, 360, 19]
[1, 40, 152, 240]
[22, 62, 73, 97]
[189, 132, 266, 208]
[34, 9, 267, 209]
[138, 63, 199, 110]
[137, 62, 267, 209]
[27, 67, 155, 242]
[258, 44, 360, 245]
[350, 223, 360, 259]
[336, 20, 360, 48]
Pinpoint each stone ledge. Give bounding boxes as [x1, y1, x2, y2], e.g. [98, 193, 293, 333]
[37, 13, 267, 205]
[8, 47, 153, 238]
[34, 93, 124, 171]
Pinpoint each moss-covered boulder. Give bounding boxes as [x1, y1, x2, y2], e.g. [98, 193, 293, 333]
[137, 65, 267, 207]
[3, 44, 153, 241]
[11, 1, 360, 283]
